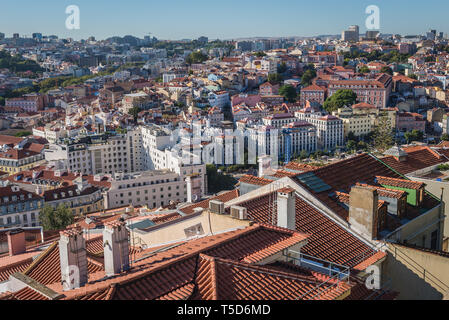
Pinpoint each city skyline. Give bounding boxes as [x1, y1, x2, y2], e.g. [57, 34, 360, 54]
[1, 0, 448, 41]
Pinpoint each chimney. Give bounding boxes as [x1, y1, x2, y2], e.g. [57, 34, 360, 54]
[277, 188, 296, 230]
[348, 186, 379, 240]
[186, 174, 202, 203]
[103, 220, 130, 277]
[7, 229, 26, 256]
[59, 228, 88, 291]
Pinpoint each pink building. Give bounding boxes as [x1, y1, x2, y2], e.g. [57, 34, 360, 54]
[5, 95, 44, 113]
[328, 74, 393, 109]
[231, 94, 262, 108]
[397, 112, 426, 132]
[259, 82, 279, 96]
[300, 84, 326, 106]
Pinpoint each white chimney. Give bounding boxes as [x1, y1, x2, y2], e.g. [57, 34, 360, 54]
[103, 220, 130, 277]
[277, 188, 296, 230]
[59, 228, 88, 291]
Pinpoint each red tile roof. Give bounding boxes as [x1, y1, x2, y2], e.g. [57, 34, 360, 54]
[381, 146, 447, 175]
[58, 224, 312, 300]
[192, 254, 351, 300]
[23, 241, 104, 286]
[0, 257, 33, 282]
[375, 176, 425, 190]
[234, 192, 379, 268]
[0, 287, 49, 300]
[239, 175, 273, 186]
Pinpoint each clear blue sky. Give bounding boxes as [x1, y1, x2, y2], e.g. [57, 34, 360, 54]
[1, 0, 448, 40]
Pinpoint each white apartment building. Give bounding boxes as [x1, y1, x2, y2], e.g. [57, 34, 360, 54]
[262, 113, 297, 128]
[140, 125, 207, 196]
[295, 112, 344, 151]
[45, 129, 143, 175]
[104, 170, 187, 209]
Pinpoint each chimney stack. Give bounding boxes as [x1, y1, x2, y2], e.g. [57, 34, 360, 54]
[7, 229, 26, 256]
[103, 220, 130, 277]
[59, 228, 88, 291]
[348, 186, 379, 240]
[277, 188, 296, 230]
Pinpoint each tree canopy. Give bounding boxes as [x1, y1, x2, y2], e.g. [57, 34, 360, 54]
[268, 73, 283, 85]
[301, 69, 317, 87]
[323, 89, 358, 113]
[39, 204, 74, 231]
[186, 51, 209, 65]
[404, 130, 424, 143]
[128, 106, 142, 122]
[206, 165, 238, 194]
[381, 66, 393, 75]
[373, 115, 394, 152]
[279, 85, 297, 102]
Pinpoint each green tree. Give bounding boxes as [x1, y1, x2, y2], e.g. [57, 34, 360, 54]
[346, 140, 357, 152]
[409, 74, 418, 80]
[268, 73, 283, 85]
[301, 69, 317, 86]
[128, 106, 142, 122]
[277, 62, 287, 74]
[441, 133, 449, 141]
[14, 131, 32, 137]
[299, 150, 308, 160]
[206, 165, 238, 194]
[323, 89, 358, 113]
[279, 85, 297, 102]
[254, 51, 266, 57]
[381, 66, 393, 75]
[404, 130, 424, 143]
[373, 114, 394, 152]
[359, 66, 370, 74]
[39, 204, 74, 231]
[186, 51, 209, 65]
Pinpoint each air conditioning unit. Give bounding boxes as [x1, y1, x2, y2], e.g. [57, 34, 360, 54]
[209, 200, 224, 215]
[230, 206, 248, 220]
[11, 186, 20, 193]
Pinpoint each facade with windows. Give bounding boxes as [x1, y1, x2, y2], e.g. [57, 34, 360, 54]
[0, 185, 44, 228]
[104, 170, 186, 210]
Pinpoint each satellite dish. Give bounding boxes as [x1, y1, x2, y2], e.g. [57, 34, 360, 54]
[192, 194, 199, 202]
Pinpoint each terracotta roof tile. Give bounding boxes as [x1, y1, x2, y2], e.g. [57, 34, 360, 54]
[375, 176, 425, 190]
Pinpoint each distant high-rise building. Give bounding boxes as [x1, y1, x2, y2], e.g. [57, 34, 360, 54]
[426, 29, 437, 40]
[13, 33, 19, 39]
[365, 31, 380, 40]
[342, 25, 359, 42]
[235, 40, 253, 52]
[32, 33, 42, 41]
[0, 33, 5, 40]
[198, 36, 208, 44]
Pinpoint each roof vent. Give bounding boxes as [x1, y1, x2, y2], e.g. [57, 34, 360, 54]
[230, 206, 248, 220]
[384, 145, 408, 162]
[209, 200, 224, 215]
